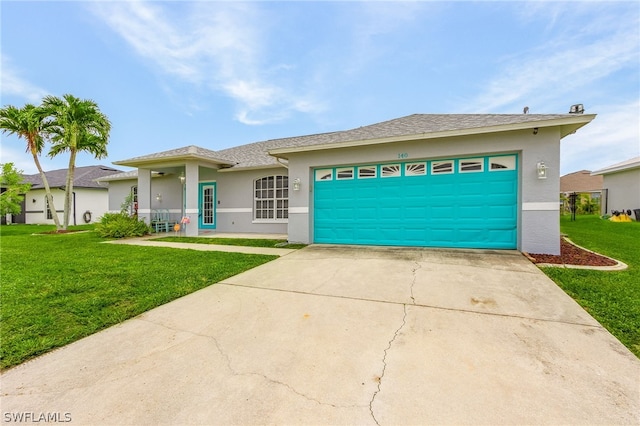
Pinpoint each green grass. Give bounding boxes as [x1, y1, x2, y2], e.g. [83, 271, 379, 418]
[155, 236, 307, 249]
[0, 225, 277, 370]
[542, 215, 640, 357]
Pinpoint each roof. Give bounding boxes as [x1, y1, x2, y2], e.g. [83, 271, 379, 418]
[560, 170, 603, 193]
[22, 165, 122, 189]
[591, 157, 640, 176]
[112, 113, 595, 171]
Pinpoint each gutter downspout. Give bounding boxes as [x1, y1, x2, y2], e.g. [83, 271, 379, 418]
[276, 158, 289, 169]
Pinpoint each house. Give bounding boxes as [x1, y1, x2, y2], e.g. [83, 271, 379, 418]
[13, 165, 122, 225]
[591, 157, 640, 218]
[99, 113, 595, 255]
[559, 170, 603, 213]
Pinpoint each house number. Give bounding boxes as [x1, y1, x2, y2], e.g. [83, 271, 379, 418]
[398, 152, 408, 159]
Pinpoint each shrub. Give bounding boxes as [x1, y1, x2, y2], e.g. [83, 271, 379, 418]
[95, 212, 151, 238]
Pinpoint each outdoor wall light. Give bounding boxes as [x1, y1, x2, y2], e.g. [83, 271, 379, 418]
[178, 172, 186, 185]
[293, 178, 301, 191]
[156, 193, 162, 202]
[536, 161, 548, 179]
[32, 198, 36, 203]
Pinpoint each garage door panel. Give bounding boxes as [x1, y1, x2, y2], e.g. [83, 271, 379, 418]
[314, 155, 518, 249]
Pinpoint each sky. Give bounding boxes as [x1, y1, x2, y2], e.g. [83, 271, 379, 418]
[1, 1, 639, 176]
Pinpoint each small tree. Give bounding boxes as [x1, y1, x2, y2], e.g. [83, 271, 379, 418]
[0, 163, 31, 217]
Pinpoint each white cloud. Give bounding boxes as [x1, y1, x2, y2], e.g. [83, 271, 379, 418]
[88, 1, 320, 125]
[561, 101, 640, 174]
[465, 6, 639, 114]
[0, 55, 48, 103]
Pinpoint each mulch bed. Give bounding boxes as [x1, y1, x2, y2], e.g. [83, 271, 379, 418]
[527, 238, 617, 266]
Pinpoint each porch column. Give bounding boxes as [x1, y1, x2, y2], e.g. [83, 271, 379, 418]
[184, 162, 199, 237]
[138, 168, 152, 225]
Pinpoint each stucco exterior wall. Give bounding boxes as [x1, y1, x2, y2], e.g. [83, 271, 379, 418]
[285, 127, 562, 254]
[106, 166, 289, 234]
[23, 188, 109, 225]
[602, 168, 640, 215]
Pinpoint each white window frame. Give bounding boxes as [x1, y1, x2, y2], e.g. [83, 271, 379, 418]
[315, 169, 333, 181]
[489, 155, 516, 171]
[405, 162, 427, 176]
[45, 196, 53, 220]
[459, 158, 484, 173]
[253, 175, 288, 223]
[381, 164, 401, 178]
[336, 167, 354, 180]
[431, 161, 454, 175]
[358, 166, 377, 179]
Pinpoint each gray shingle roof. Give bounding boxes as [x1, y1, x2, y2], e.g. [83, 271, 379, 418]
[114, 145, 236, 166]
[22, 165, 122, 189]
[113, 113, 594, 171]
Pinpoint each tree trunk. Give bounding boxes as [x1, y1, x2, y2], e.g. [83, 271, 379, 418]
[63, 149, 77, 230]
[31, 151, 62, 230]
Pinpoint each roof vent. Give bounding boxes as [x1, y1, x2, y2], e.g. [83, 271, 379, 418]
[523, 106, 529, 114]
[569, 104, 584, 114]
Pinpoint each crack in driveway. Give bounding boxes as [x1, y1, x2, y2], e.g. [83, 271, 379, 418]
[369, 304, 408, 425]
[137, 317, 363, 410]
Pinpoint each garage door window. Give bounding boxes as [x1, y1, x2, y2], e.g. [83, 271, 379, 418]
[405, 162, 426, 176]
[315, 169, 333, 181]
[254, 175, 288, 221]
[489, 156, 516, 171]
[358, 166, 377, 179]
[459, 158, 484, 173]
[381, 164, 401, 177]
[432, 161, 454, 174]
[336, 167, 354, 180]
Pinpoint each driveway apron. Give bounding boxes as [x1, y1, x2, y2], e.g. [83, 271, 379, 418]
[2, 245, 638, 425]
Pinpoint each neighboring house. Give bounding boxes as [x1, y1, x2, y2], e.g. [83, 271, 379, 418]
[15, 165, 122, 225]
[559, 170, 603, 213]
[99, 113, 595, 255]
[591, 157, 640, 218]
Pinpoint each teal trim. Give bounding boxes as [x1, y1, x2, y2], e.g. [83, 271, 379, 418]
[198, 182, 216, 229]
[314, 155, 518, 249]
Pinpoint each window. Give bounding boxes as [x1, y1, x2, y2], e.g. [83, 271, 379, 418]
[45, 196, 53, 220]
[431, 161, 454, 174]
[405, 162, 426, 176]
[336, 167, 354, 180]
[489, 156, 516, 171]
[358, 166, 377, 179]
[315, 169, 333, 181]
[131, 186, 138, 215]
[381, 164, 401, 177]
[254, 175, 288, 220]
[459, 158, 484, 173]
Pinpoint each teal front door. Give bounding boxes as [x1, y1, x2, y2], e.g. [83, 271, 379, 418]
[199, 182, 216, 229]
[313, 155, 518, 249]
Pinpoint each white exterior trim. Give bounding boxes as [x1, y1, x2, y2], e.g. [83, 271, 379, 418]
[289, 206, 309, 214]
[138, 208, 152, 214]
[217, 208, 252, 213]
[185, 208, 199, 214]
[522, 202, 559, 211]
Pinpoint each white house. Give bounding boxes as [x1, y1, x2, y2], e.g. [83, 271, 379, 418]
[591, 157, 640, 218]
[99, 113, 595, 255]
[15, 165, 122, 225]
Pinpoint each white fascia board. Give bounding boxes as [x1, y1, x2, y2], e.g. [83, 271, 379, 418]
[591, 158, 640, 176]
[114, 154, 235, 168]
[268, 115, 596, 157]
[217, 164, 287, 173]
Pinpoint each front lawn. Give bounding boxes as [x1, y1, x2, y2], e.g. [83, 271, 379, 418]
[0, 225, 277, 370]
[155, 236, 307, 249]
[542, 215, 640, 357]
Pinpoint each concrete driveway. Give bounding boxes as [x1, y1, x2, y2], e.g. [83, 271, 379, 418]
[2, 246, 638, 425]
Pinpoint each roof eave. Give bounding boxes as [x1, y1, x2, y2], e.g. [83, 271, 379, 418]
[591, 161, 640, 176]
[217, 164, 287, 173]
[113, 154, 235, 168]
[268, 115, 596, 158]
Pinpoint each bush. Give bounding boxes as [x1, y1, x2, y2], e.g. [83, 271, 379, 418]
[95, 213, 151, 238]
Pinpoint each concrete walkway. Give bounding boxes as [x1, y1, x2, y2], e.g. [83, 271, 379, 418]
[2, 245, 638, 425]
[105, 236, 296, 256]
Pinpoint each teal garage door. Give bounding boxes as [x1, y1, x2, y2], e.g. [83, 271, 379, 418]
[313, 155, 518, 249]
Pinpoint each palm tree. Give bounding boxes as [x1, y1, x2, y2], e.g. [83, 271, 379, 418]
[42, 94, 111, 229]
[0, 104, 62, 229]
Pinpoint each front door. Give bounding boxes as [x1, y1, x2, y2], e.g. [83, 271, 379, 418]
[199, 182, 216, 229]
